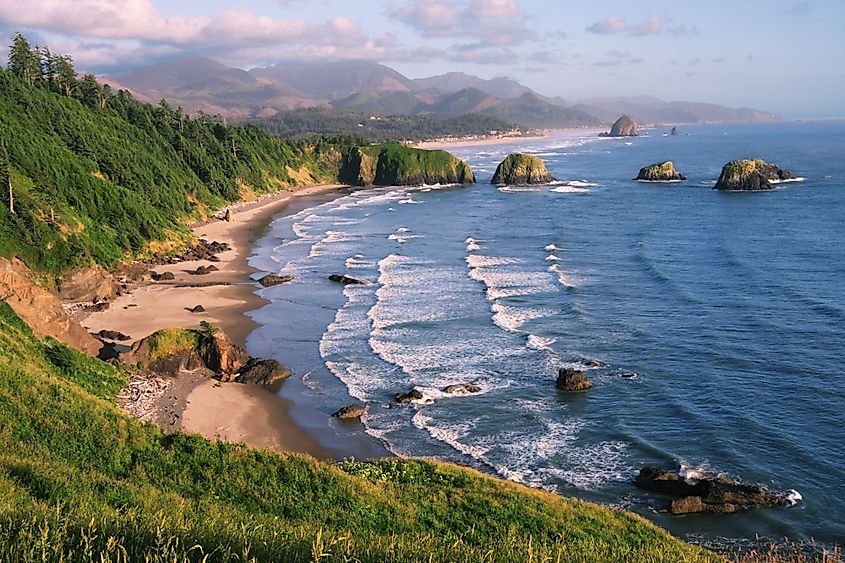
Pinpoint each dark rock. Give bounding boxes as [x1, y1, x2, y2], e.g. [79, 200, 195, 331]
[259, 274, 294, 287]
[89, 302, 110, 313]
[189, 305, 205, 313]
[234, 357, 289, 386]
[395, 389, 424, 404]
[491, 153, 557, 185]
[556, 367, 592, 391]
[671, 126, 679, 136]
[95, 329, 131, 341]
[635, 466, 788, 515]
[635, 161, 686, 182]
[332, 404, 366, 419]
[193, 265, 218, 275]
[599, 115, 639, 137]
[442, 383, 482, 394]
[152, 271, 175, 281]
[97, 341, 120, 362]
[714, 159, 794, 191]
[224, 208, 234, 222]
[619, 372, 638, 379]
[207, 255, 221, 263]
[329, 274, 369, 285]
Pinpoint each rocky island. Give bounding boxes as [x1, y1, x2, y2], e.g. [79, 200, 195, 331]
[599, 115, 639, 137]
[714, 159, 794, 191]
[635, 161, 686, 182]
[491, 153, 557, 185]
[339, 142, 475, 187]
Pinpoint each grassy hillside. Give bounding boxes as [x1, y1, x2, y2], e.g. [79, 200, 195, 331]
[339, 142, 475, 187]
[0, 301, 717, 561]
[0, 63, 339, 276]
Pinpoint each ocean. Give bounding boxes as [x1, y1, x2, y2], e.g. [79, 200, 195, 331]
[247, 121, 845, 547]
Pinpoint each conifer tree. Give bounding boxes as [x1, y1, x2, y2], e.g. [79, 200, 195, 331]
[7, 32, 39, 86]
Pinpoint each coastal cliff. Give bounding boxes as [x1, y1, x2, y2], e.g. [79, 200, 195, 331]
[339, 143, 475, 186]
[491, 153, 556, 185]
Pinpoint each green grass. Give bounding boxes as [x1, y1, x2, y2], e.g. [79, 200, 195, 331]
[0, 302, 719, 561]
[340, 142, 475, 186]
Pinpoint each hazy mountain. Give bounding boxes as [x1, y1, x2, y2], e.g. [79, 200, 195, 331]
[574, 96, 780, 125]
[481, 93, 601, 128]
[412, 72, 536, 100]
[250, 61, 413, 100]
[104, 57, 781, 127]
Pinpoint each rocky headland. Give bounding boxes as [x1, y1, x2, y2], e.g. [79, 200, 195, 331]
[491, 153, 557, 185]
[339, 142, 475, 187]
[714, 159, 794, 191]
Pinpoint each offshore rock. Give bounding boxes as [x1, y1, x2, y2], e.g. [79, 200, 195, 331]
[339, 143, 475, 187]
[259, 274, 293, 287]
[599, 115, 639, 137]
[332, 404, 366, 419]
[556, 367, 592, 392]
[491, 153, 557, 185]
[329, 274, 368, 285]
[714, 159, 794, 191]
[635, 161, 686, 182]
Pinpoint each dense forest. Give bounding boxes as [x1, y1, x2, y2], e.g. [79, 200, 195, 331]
[252, 107, 523, 142]
[0, 33, 345, 276]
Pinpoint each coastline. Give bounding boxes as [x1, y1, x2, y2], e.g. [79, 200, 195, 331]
[82, 184, 351, 459]
[413, 127, 606, 149]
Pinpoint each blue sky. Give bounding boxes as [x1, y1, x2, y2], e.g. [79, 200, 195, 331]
[1, 0, 842, 117]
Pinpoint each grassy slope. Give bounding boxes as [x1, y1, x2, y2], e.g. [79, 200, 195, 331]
[340, 142, 475, 186]
[0, 302, 717, 562]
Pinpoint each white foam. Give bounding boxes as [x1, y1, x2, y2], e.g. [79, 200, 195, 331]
[545, 244, 558, 251]
[396, 227, 412, 233]
[413, 412, 491, 460]
[466, 241, 480, 252]
[388, 233, 418, 243]
[786, 489, 803, 505]
[548, 264, 578, 288]
[466, 255, 522, 268]
[399, 198, 421, 205]
[527, 334, 556, 352]
[566, 180, 598, 187]
[491, 303, 551, 332]
[545, 254, 560, 261]
[498, 185, 545, 193]
[770, 177, 806, 184]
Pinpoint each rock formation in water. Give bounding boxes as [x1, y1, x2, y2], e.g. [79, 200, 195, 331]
[332, 404, 366, 419]
[635, 466, 789, 514]
[670, 126, 679, 136]
[339, 142, 475, 187]
[258, 274, 293, 287]
[713, 159, 794, 191]
[599, 115, 639, 137]
[491, 153, 557, 185]
[556, 367, 592, 391]
[634, 161, 687, 182]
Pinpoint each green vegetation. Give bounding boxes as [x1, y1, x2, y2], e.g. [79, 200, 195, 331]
[340, 142, 475, 186]
[253, 107, 522, 143]
[635, 161, 686, 181]
[491, 153, 555, 185]
[0, 35, 343, 276]
[0, 301, 717, 561]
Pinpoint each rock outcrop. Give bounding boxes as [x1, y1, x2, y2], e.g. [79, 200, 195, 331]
[395, 389, 424, 404]
[635, 466, 789, 514]
[332, 404, 366, 419]
[234, 358, 289, 386]
[59, 266, 120, 304]
[635, 161, 686, 182]
[556, 367, 592, 392]
[599, 115, 639, 137]
[491, 154, 557, 185]
[259, 274, 293, 287]
[339, 143, 475, 187]
[442, 383, 481, 394]
[670, 126, 679, 136]
[713, 159, 794, 191]
[329, 274, 368, 285]
[0, 258, 100, 356]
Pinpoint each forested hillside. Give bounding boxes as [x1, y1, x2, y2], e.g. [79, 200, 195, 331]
[0, 34, 339, 276]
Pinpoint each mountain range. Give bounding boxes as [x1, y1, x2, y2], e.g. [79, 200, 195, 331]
[105, 57, 781, 130]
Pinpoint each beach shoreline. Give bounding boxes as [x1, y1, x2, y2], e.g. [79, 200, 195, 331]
[82, 183, 361, 460]
[413, 127, 605, 150]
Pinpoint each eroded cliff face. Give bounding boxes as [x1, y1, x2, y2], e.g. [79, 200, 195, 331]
[0, 258, 100, 355]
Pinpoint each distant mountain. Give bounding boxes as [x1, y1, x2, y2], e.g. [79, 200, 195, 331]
[104, 57, 781, 129]
[412, 72, 536, 100]
[481, 93, 601, 129]
[574, 96, 780, 125]
[250, 61, 413, 100]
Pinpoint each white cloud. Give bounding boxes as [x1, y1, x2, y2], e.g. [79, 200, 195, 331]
[586, 15, 673, 36]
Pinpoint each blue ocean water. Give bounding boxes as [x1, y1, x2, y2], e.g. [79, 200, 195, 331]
[247, 121, 845, 546]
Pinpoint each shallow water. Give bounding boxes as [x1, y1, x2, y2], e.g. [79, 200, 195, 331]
[247, 121, 845, 546]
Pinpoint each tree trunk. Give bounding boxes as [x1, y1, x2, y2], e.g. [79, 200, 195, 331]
[8, 177, 14, 215]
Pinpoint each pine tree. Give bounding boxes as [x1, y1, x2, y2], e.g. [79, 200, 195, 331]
[7, 32, 40, 86]
[0, 139, 12, 214]
[55, 55, 77, 97]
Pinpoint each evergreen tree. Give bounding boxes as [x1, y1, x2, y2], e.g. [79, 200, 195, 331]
[0, 139, 12, 214]
[55, 55, 77, 97]
[7, 32, 39, 86]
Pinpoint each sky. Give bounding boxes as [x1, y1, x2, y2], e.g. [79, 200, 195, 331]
[0, 0, 843, 118]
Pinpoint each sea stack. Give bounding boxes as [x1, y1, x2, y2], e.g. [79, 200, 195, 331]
[714, 159, 794, 191]
[635, 161, 686, 182]
[599, 115, 639, 137]
[491, 153, 556, 185]
[556, 367, 592, 392]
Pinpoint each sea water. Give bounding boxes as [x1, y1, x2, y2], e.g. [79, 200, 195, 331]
[247, 121, 845, 546]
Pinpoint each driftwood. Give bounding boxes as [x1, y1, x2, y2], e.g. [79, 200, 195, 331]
[117, 373, 171, 421]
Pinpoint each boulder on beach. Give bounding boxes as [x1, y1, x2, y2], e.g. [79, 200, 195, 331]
[714, 159, 794, 191]
[332, 404, 366, 419]
[259, 274, 293, 287]
[152, 271, 175, 281]
[599, 115, 639, 137]
[234, 357, 289, 386]
[556, 367, 592, 392]
[224, 208, 234, 222]
[189, 305, 205, 313]
[635, 161, 686, 182]
[193, 265, 218, 275]
[329, 274, 369, 285]
[634, 466, 789, 515]
[491, 153, 557, 185]
[94, 329, 131, 341]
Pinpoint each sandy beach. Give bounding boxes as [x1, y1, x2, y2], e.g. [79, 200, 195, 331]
[413, 128, 605, 150]
[83, 184, 348, 459]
